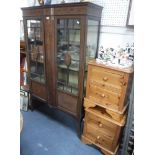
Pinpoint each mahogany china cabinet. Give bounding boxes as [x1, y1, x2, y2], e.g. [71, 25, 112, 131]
[21, 2, 103, 132]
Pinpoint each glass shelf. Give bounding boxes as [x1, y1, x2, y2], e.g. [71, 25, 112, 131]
[28, 40, 43, 46]
[58, 64, 79, 72]
[30, 59, 44, 64]
[31, 73, 45, 83]
[57, 80, 78, 95]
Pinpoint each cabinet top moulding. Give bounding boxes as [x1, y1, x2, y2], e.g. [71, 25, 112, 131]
[88, 60, 134, 74]
[21, 2, 103, 17]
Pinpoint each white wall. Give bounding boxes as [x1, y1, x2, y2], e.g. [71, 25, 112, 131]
[99, 26, 134, 49]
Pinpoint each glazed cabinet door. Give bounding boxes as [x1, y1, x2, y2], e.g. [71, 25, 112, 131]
[56, 18, 81, 116]
[25, 18, 47, 101]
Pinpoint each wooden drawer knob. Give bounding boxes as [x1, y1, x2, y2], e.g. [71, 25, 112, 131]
[97, 136, 100, 140]
[101, 94, 105, 98]
[103, 77, 108, 81]
[98, 123, 103, 127]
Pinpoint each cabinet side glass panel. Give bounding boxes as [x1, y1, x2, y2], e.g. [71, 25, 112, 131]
[27, 20, 45, 83]
[57, 19, 80, 95]
[84, 20, 99, 93]
[86, 20, 99, 66]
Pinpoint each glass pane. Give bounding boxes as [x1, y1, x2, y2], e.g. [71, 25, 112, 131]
[27, 19, 45, 84]
[86, 20, 99, 68]
[69, 30, 80, 45]
[73, 19, 80, 29]
[84, 20, 99, 95]
[57, 19, 65, 29]
[30, 62, 45, 83]
[27, 20, 41, 27]
[57, 19, 80, 95]
[68, 19, 74, 29]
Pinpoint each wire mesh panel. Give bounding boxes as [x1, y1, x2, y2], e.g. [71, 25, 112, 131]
[91, 0, 130, 26]
[53, 0, 130, 26]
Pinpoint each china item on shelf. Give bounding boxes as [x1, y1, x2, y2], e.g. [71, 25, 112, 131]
[45, 0, 51, 5]
[38, 0, 44, 5]
[97, 43, 134, 68]
[61, 0, 65, 3]
[27, 0, 36, 6]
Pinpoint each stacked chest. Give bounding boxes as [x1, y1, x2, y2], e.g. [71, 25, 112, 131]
[81, 60, 133, 155]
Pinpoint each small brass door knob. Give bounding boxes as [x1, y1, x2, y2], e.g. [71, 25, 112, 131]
[103, 77, 108, 81]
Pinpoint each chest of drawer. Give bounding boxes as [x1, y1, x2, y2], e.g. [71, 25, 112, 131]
[83, 110, 123, 152]
[86, 61, 133, 112]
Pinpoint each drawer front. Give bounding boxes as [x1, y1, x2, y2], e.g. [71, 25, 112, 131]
[84, 123, 113, 151]
[89, 66, 125, 88]
[85, 111, 117, 139]
[31, 81, 47, 100]
[87, 84, 120, 107]
[89, 79, 122, 94]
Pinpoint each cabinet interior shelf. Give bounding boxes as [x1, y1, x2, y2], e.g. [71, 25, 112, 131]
[57, 28, 80, 30]
[28, 40, 43, 45]
[31, 59, 44, 64]
[57, 80, 78, 95]
[27, 27, 41, 28]
[31, 76, 45, 83]
[58, 64, 79, 72]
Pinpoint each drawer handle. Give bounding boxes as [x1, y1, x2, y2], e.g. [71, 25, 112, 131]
[101, 94, 105, 98]
[103, 77, 108, 81]
[96, 92, 109, 99]
[96, 136, 100, 140]
[100, 93, 108, 98]
[98, 123, 103, 127]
